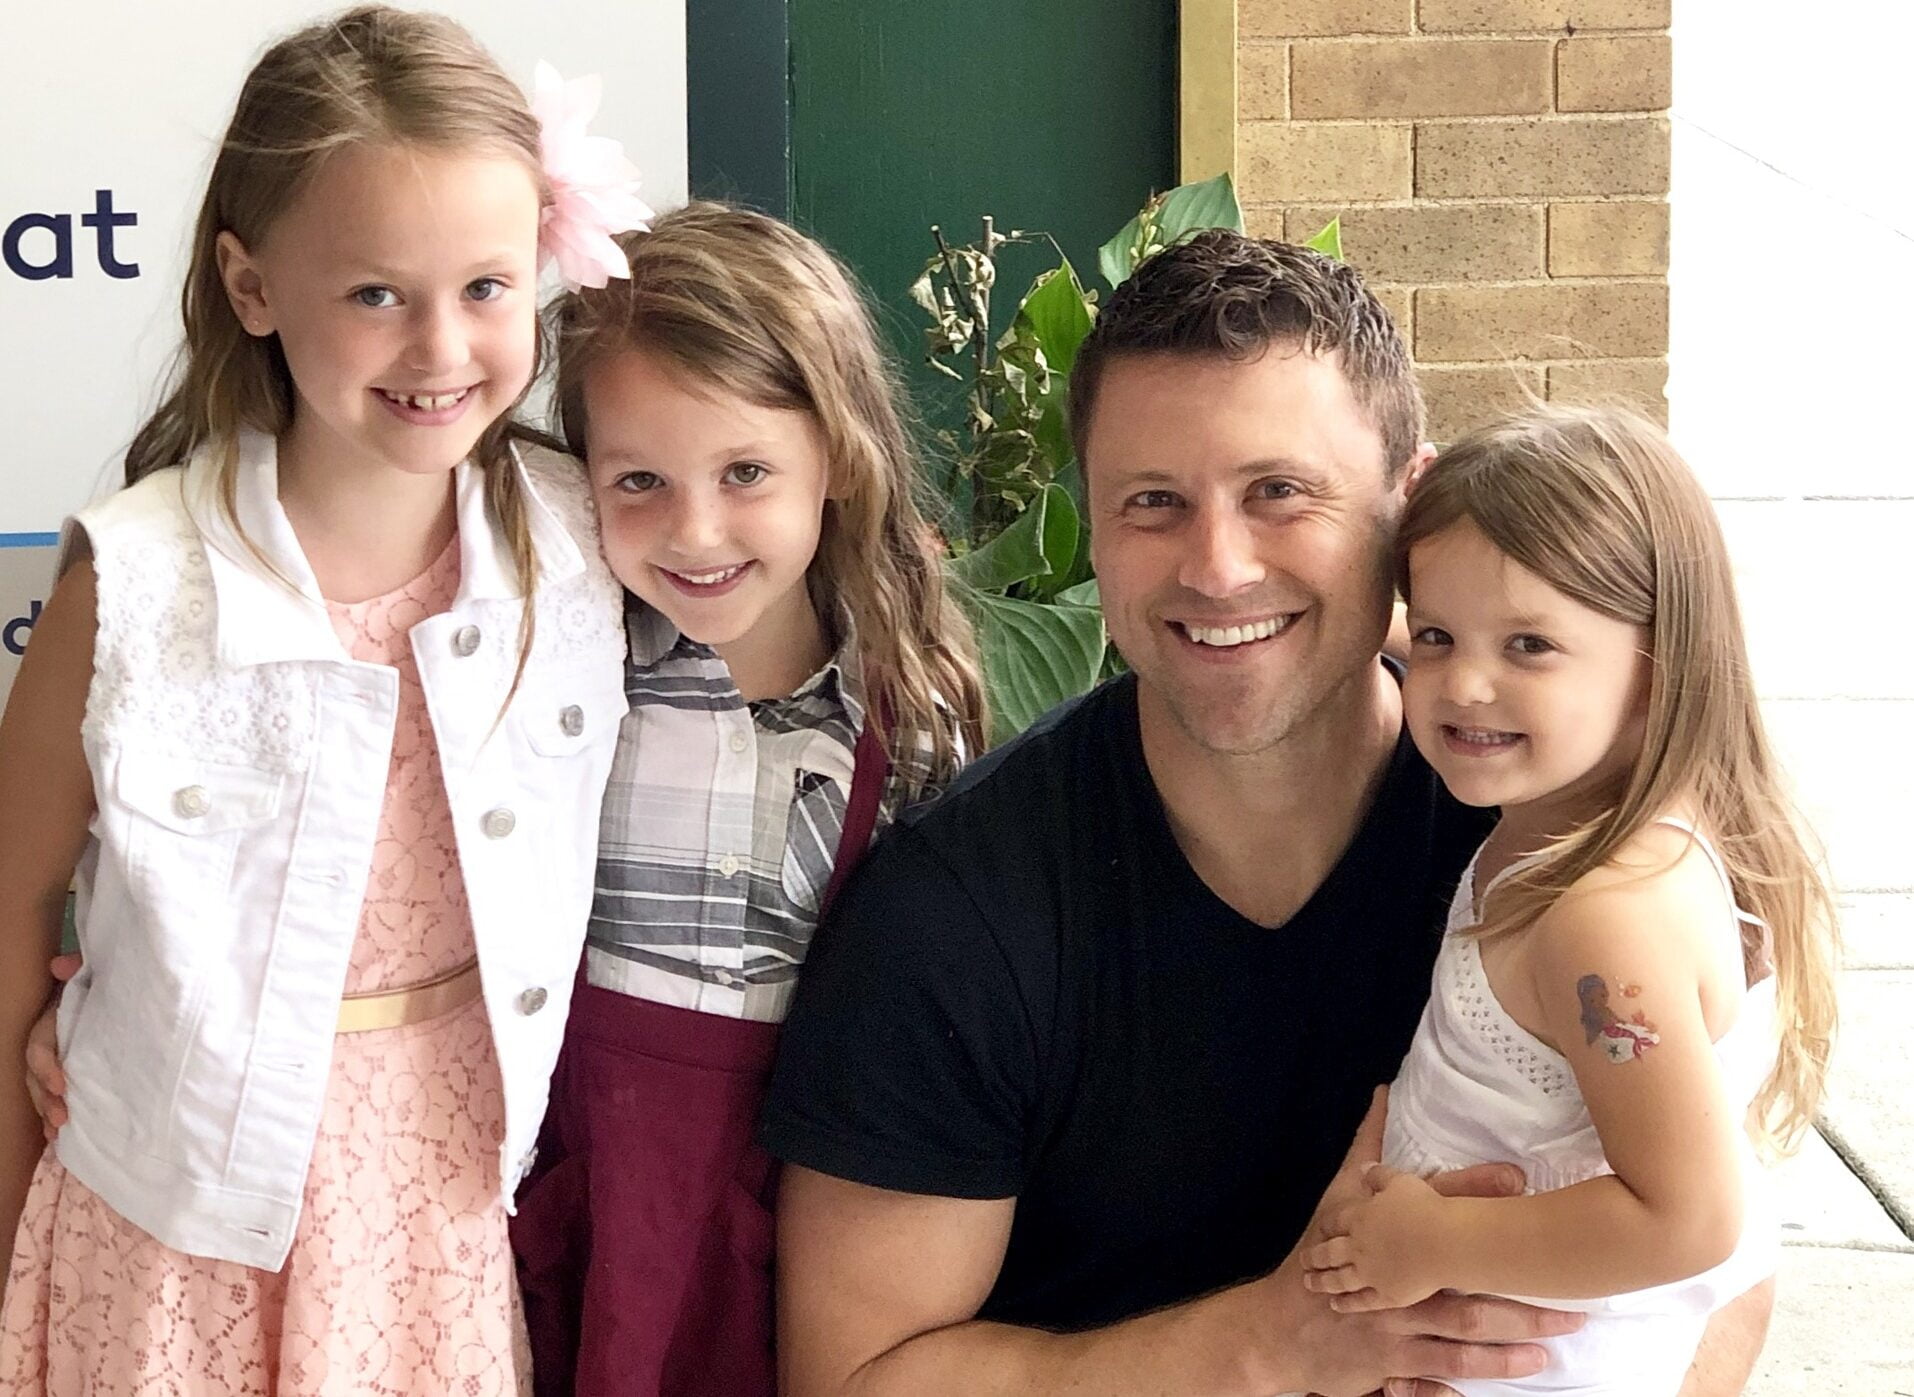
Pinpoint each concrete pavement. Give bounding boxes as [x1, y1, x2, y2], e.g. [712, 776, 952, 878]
[1749, 893, 1914, 1394]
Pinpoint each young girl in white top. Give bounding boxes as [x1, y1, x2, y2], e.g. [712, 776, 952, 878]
[0, 9, 643, 1392]
[1302, 404, 1839, 1396]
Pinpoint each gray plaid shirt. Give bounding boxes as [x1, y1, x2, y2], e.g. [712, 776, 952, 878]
[584, 599, 911, 1023]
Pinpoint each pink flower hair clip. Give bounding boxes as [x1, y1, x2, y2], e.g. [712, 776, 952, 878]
[531, 61, 655, 292]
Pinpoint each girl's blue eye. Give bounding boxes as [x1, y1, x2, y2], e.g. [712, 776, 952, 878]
[726, 462, 767, 486]
[615, 471, 661, 493]
[467, 277, 506, 303]
[353, 286, 398, 309]
[1410, 626, 1451, 647]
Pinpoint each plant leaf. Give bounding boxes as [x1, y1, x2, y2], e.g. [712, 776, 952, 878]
[1022, 484, 1082, 601]
[908, 264, 941, 317]
[1149, 171, 1245, 246]
[1007, 262, 1093, 492]
[1097, 173, 1245, 288]
[1302, 216, 1343, 260]
[954, 584, 1107, 743]
[1097, 194, 1161, 289]
[1097, 230, 1135, 290]
[1054, 578, 1100, 608]
[949, 483, 1080, 593]
[1052, 457, 1086, 514]
[950, 490, 1050, 591]
[1033, 398, 1074, 482]
[1014, 262, 1094, 381]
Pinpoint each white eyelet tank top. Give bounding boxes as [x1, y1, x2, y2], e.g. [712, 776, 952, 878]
[1380, 819, 1781, 1397]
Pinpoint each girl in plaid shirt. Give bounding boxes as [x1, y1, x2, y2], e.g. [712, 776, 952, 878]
[512, 202, 988, 1397]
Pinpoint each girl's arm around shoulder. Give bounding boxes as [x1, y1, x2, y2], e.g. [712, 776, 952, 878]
[1304, 828, 1750, 1307]
[0, 557, 100, 1245]
[0, 555, 98, 982]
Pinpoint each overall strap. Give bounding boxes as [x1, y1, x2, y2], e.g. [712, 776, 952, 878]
[821, 710, 892, 916]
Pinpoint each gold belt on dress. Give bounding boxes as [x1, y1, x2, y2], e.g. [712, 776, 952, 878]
[336, 957, 482, 1033]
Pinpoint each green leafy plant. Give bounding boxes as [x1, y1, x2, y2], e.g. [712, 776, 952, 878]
[914, 174, 1340, 741]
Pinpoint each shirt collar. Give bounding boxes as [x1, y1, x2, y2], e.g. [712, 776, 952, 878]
[623, 594, 865, 729]
[190, 429, 583, 668]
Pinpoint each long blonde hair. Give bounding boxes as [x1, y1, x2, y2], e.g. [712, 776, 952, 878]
[126, 6, 550, 651]
[1398, 403, 1838, 1153]
[553, 201, 986, 789]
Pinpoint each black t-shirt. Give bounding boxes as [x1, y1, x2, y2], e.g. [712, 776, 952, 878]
[759, 670, 1489, 1331]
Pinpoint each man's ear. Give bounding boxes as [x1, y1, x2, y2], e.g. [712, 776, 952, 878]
[1402, 442, 1438, 498]
[216, 231, 274, 337]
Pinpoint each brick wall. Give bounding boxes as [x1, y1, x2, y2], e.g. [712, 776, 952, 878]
[1237, 0, 1671, 442]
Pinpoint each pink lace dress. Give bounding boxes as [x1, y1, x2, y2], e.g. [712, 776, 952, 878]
[0, 539, 530, 1395]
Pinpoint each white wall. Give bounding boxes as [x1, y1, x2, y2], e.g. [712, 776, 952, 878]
[1670, 2, 1912, 900]
[0, 0, 686, 697]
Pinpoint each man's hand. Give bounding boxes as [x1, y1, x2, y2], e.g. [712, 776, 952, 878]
[1265, 1266, 1584, 1397]
[1257, 1088, 1582, 1397]
[23, 952, 77, 1140]
[1366, 1276, 1775, 1397]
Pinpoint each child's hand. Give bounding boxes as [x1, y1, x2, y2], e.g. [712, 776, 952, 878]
[1303, 1164, 1454, 1312]
[23, 953, 78, 1140]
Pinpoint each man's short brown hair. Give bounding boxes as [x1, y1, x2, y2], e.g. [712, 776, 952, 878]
[1068, 230, 1423, 478]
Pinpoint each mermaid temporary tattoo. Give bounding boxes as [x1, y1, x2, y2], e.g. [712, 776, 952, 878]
[1576, 973, 1661, 1063]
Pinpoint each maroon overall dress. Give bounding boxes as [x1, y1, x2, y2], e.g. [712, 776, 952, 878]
[513, 722, 889, 1397]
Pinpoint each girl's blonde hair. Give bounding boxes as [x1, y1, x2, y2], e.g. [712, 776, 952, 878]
[1398, 402, 1838, 1154]
[553, 201, 987, 789]
[126, 6, 550, 653]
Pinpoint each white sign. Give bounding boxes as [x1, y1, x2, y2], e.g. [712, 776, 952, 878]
[1, 1, 687, 700]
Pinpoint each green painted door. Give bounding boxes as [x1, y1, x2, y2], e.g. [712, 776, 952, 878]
[785, 3, 1177, 390]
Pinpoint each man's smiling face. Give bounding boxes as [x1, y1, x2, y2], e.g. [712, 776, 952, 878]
[1085, 346, 1406, 757]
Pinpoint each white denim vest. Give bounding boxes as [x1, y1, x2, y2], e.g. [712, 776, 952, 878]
[53, 431, 625, 1269]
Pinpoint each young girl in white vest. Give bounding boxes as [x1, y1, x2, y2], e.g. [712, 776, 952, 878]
[0, 9, 646, 1391]
[1302, 405, 1839, 1396]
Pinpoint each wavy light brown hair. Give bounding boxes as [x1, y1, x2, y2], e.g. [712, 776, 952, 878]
[553, 201, 986, 787]
[125, 6, 550, 638]
[1398, 403, 1839, 1154]
[1070, 229, 1424, 478]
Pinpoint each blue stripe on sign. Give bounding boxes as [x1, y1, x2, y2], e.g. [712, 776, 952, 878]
[0, 533, 58, 549]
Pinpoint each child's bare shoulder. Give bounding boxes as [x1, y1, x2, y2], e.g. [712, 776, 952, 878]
[1536, 818, 1727, 960]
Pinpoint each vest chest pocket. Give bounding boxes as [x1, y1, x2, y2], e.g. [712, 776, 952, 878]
[110, 754, 286, 922]
[510, 679, 628, 912]
[519, 680, 628, 759]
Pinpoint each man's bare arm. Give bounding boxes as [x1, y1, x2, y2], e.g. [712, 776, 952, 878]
[777, 1167, 1299, 1396]
[777, 1097, 1580, 1397]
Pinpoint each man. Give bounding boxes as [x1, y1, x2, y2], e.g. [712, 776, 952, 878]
[758, 232, 1769, 1396]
